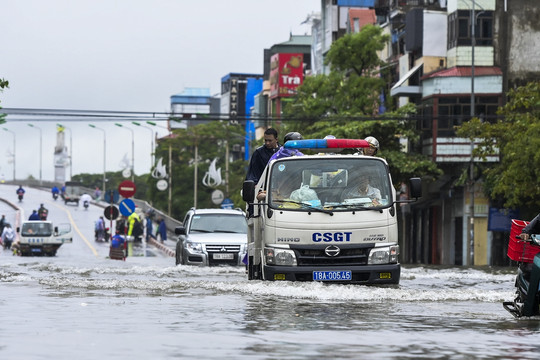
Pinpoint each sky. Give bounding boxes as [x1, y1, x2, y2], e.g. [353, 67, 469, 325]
[0, 0, 320, 183]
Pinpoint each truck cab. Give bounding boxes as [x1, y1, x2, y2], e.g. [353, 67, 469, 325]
[242, 138, 421, 284]
[17, 221, 73, 256]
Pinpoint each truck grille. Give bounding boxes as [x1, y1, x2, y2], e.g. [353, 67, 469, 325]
[291, 244, 371, 266]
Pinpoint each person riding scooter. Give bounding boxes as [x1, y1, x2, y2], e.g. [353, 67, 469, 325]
[51, 186, 60, 200]
[16, 185, 25, 202]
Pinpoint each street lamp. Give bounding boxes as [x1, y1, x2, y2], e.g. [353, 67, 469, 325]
[2, 128, 16, 181]
[57, 123, 72, 180]
[27, 124, 42, 185]
[146, 121, 172, 216]
[114, 123, 134, 182]
[132, 121, 154, 170]
[465, 0, 485, 266]
[88, 124, 106, 194]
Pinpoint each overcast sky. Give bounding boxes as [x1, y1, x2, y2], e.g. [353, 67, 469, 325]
[0, 0, 319, 183]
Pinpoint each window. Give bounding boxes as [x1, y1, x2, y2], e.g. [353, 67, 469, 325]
[448, 10, 493, 49]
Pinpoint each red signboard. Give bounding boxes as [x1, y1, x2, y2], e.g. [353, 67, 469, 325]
[118, 180, 136, 198]
[269, 53, 304, 99]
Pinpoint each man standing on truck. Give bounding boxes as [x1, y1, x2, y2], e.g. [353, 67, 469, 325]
[245, 128, 280, 184]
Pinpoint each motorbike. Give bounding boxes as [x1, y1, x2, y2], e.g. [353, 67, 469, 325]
[53, 193, 58, 201]
[17, 193, 24, 202]
[83, 200, 89, 210]
[95, 227, 110, 242]
[503, 233, 540, 317]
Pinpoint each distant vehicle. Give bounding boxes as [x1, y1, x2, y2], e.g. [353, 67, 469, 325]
[175, 208, 247, 266]
[16, 220, 73, 256]
[62, 181, 82, 205]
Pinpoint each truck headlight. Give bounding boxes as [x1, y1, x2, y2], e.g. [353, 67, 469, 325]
[368, 245, 399, 264]
[264, 247, 297, 266]
[185, 241, 203, 253]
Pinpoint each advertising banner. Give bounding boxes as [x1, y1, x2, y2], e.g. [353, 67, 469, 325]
[270, 53, 304, 99]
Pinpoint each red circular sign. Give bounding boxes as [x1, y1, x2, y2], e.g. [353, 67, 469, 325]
[118, 180, 136, 198]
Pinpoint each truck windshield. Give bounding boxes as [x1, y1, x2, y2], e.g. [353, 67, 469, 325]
[21, 222, 53, 237]
[268, 158, 392, 210]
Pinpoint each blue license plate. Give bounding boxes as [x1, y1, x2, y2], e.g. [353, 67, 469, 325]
[31, 248, 42, 253]
[313, 270, 352, 281]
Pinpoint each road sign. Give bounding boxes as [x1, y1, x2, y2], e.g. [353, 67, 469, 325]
[104, 190, 120, 204]
[211, 189, 224, 205]
[220, 198, 234, 210]
[119, 198, 136, 216]
[118, 180, 136, 198]
[104, 205, 119, 220]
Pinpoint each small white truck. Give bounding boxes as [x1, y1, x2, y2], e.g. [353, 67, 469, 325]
[17, 221, 73, 256]
[242, 138, 421, 285]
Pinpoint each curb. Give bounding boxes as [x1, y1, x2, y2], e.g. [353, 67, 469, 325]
[149, 238, 175, 257]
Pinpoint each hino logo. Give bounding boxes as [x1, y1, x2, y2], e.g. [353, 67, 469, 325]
[324, 245, 341, 257]
[277, 237, 300, 242]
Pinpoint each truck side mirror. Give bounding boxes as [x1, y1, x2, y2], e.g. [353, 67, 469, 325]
[409, 177, 422, 199]
[242, 180, 255, 203]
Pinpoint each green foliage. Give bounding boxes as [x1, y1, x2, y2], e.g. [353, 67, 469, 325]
[0, 77, 8, 124]
[146, 121, 248, 219]
[325, 25, 389, 77]
[456, 81, 540, 213]
[281, 26, 441, 187]
[71, 172, 151, 200]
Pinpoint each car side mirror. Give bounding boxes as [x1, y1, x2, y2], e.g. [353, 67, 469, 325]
[242, 180, 255, 203]
[175, 226, 186, 235]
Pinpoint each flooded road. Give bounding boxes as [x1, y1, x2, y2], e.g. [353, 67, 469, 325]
[1, 185, 540, 359]
[2, 256, 539, 359]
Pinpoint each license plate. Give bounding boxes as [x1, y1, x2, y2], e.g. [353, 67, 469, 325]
[313, 270, 352, 281]
[31, 248, 42, 253]
[213, 253, 234, 260]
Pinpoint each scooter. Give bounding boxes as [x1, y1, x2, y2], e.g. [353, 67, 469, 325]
[17, 193, 23, 202]
[53, 193, 58, 201]
[83, 200, 89, 210]
[503, 234, 540, 317]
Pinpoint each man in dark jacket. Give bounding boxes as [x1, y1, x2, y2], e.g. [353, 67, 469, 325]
[520, 213, 540, 240]
[245, 128, 280, 184]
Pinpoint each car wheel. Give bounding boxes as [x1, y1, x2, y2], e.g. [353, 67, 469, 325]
[175, 250, 181, 265]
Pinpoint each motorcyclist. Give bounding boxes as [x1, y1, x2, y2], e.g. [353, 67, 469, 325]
[16, 185, 25, 201]
[38, 203, 48, 220]
[51, 186, 60, 200]
[519, 213, 540, 241]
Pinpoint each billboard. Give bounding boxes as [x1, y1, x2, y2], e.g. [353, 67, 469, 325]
[269, 53, 304, 99]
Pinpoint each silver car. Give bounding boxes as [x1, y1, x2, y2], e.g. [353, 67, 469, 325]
[175, 208, 247, 266]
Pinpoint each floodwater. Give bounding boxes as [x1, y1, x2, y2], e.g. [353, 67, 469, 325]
[2, 255, 540, 360]
[1, 185, 540, 359]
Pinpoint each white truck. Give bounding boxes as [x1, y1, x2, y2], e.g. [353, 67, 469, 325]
[242, 138, 421, 285]
[17, 221, 73, 256]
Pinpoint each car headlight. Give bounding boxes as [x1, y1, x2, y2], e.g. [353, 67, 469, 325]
[264, 247, 297, 266]
[368, 245, 399, 264]
[185, 241, 203, 253]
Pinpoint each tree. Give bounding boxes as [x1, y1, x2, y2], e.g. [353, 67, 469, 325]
[456, 81, 540, 214]
[282, 27, 441, 187]
[147, 121, 247, 219]
[0, 78, 8, 124]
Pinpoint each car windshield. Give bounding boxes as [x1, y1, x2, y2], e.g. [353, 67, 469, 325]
[268, 157, 393, 211]
[21, 222, 53, 237]
[190, 214, 247, 234]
